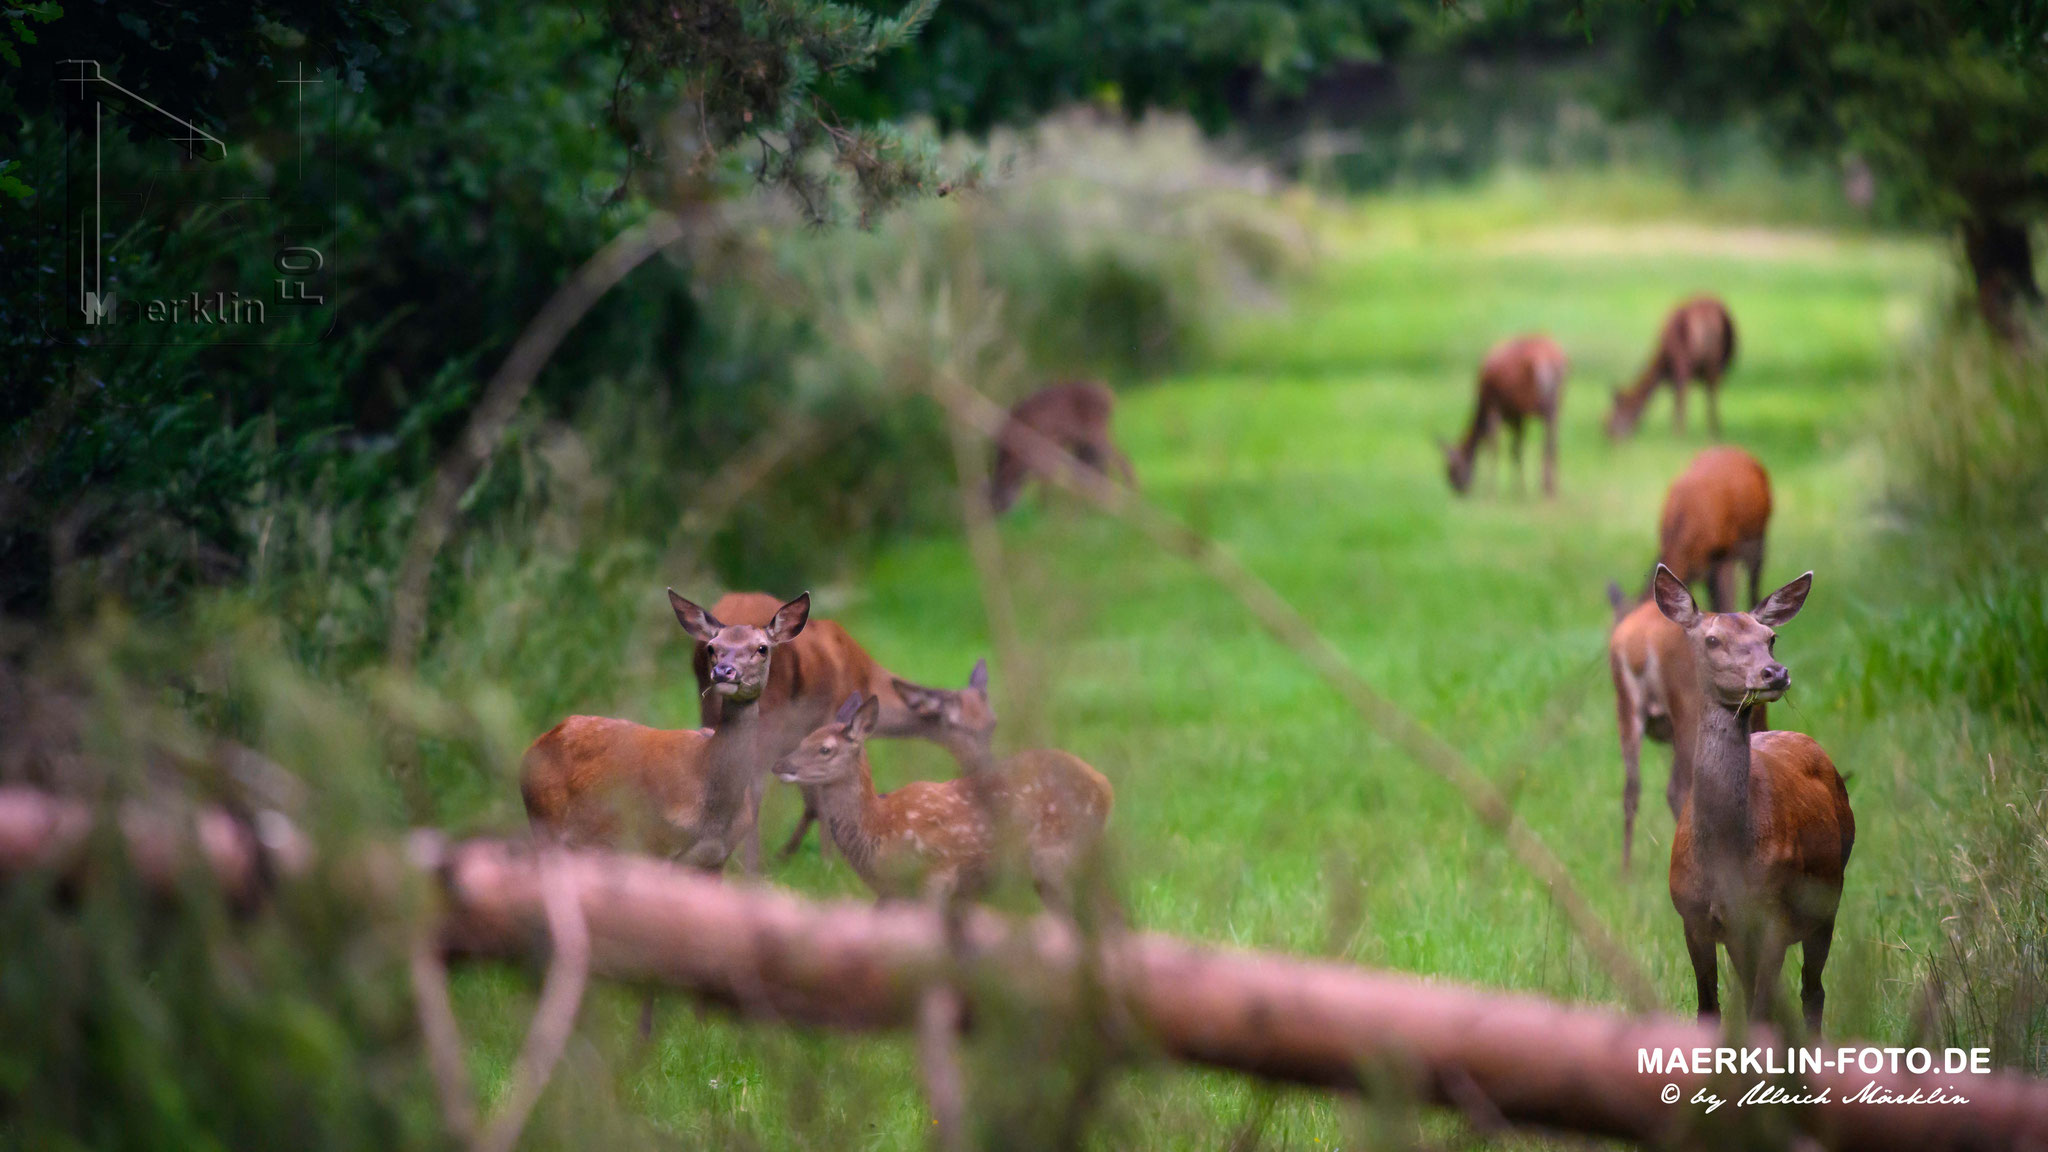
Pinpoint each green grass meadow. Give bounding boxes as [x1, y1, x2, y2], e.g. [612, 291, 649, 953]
[461, 183, 1992, 1147]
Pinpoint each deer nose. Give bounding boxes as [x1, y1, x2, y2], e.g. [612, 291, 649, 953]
[711, 662, 738, 682]
[1762, 664, 1790, 690]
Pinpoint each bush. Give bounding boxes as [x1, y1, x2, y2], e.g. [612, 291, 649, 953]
[1879, 314, 2048, 551]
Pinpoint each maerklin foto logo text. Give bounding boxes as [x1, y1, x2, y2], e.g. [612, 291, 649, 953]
[144, 291, 268, 325]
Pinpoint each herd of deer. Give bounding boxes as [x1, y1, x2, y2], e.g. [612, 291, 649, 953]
[519, 295, 1855, 1037]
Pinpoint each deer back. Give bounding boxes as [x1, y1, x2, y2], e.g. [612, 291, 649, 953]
[521, 715, 712, 851]
[1657, 447, 1772, 582]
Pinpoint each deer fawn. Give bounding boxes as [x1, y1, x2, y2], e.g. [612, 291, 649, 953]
[1654, 565, 1853, 1033]
[771, 693, 1114, 906]
[1607, 582, 1767, 872]
[1654, 446, 1772, 614]
[520, 590, 810, 870]
[989, 381, 1135, 514]
[1440, 335, 1568, 498]
[692, 590, 996, 869]
[1607, 296, 1737, 439]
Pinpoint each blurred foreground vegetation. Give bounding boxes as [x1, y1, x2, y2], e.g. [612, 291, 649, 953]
[2, 0, 2046, 1147]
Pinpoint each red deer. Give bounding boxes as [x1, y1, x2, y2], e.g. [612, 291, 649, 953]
[771, 693, 1113, 906]
[692, 590, 995, 869]
[989, 382, 1135, 514]
[1654, 446, 1771, 614]
[1654, 565, 1852, 1033]
[1440, 335, 1568, 497]
[1606, 582, 1766, 872]
[1607, 296, 1737, 439]
[520, 591, 809, 870]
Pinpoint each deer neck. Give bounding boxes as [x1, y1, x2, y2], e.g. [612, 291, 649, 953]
[813, 759, 884, 884]
[865, 674, 922, 738]
[701, 699, 769, 823]
[1456, 393, 1494, 457]
[1688, 698, 1760, 877]
[1621, 357, 1665, 409]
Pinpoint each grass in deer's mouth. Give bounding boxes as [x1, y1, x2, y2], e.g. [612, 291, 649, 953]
[454, 180, 2041, 1148]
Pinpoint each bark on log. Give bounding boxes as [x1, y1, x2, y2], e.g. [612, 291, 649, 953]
[4, 787, 2047, 1151]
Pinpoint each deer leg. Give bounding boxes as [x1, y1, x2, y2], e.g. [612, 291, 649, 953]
[1743, 537, 1764, 611]
[1748, 925, 1791, 1026]
[1684, 915, 1721, 1021]
[1507, 419, 1527, 497]
[1706, 559, 1736, 615]
[1800, 918, 1836, 1037]
[1613, 661, 1644, 873]
[1671, 376, 1689, 436]
[776, 793, 819, 862]
[1541, 413, 1558, 497]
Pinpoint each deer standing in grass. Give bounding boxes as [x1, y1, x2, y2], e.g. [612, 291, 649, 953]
[520, 591, 810, 870]
[1607, 582, 1768, 873]
[989, 382, 1135, 514]
[1654, 565, 1852, 1033]
[692, 591, 996, 870]
[1607, 296, 1737, 439]
[772, 693, 1114, 906]
[1654, 446, 1771, 614]
[1440, 335, 1568, 498]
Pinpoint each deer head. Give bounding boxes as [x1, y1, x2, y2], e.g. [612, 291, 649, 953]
[670, 589, 809, 705]
[774, 692, 882, 786]
[1653, 565, 1810, 708]
[890, 658, 996, 763]
[1439, 437, 1475, 495]
[1605, 386, 1643, 439]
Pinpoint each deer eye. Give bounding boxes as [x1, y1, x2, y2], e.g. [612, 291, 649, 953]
[756, 644, 768, 655]
[820, 741, 835, 755]
[1768, 635, 1776, 650]
[1704, 636, 1720, 649]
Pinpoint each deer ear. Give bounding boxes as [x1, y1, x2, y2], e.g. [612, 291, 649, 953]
[834, 692, 864, 725]
[968, 658, 989, 695]
[1606, 580, 1627, 617]
[848, 693, 883, 740]
[766, 592, 810, 643]
[892, 677, 945, 718]
[669, 589, 723, 643]
[1652, 565, 1701, 629]
[1752, 572, 1812, 626]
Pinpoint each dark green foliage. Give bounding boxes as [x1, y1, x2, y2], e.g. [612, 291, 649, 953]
[838, 0, 1410, 132]
[1608, 0, 2048, 328]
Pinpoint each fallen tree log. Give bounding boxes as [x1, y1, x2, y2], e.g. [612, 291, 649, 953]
[3, 786, 2045, 1150]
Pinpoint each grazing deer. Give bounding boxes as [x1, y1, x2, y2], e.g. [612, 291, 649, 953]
[989, 381, 1135, 514]
[692, 590, 996, 869]
[1654, 565, 1852, 1033]
[1440, 335, 1568, 498]
[1607, 582, 1768, 872]
[1607, 296, 1737, 439]
[1654, 446, 1772, 614]
[771, 693, 1113, 906]
[520, 591, 810, 870]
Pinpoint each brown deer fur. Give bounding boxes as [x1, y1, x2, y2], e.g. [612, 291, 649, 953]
[1606, 582, 1767, 873]
[1607, 296, 1737, 439]
[1655, 566, 1853, 1034]
[692, 590, 995, 868]
[773, 694, 1113, 905]
[1655, 446, 1772, 613]
[520, 591, 809, 871]
[1441, 335, 1568, 497]
[989, 382, 1135, 514]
